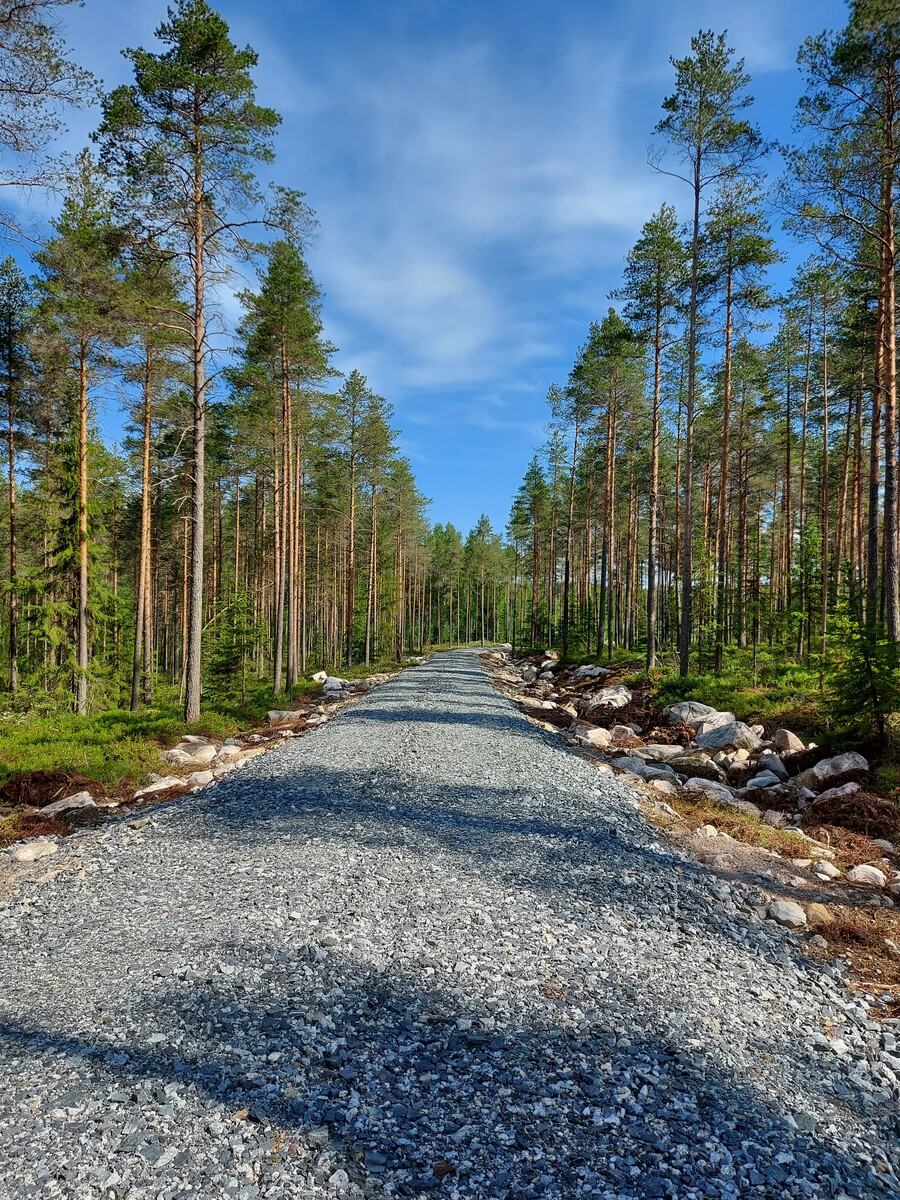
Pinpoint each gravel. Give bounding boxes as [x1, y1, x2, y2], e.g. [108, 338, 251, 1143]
[0, 649, 898, 1199]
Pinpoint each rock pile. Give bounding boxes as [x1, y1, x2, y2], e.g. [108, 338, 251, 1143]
[486, 650, 900, 900]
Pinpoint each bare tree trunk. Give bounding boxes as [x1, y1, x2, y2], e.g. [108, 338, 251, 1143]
[131, 347, 153, 711]
[184, 148, 207, 723]
[76, 341, 89, 715]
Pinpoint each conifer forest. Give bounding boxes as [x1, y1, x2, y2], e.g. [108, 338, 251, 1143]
[1, 0, 900, 737]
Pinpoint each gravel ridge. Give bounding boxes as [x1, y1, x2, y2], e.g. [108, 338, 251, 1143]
[0, 649, 898, 1200]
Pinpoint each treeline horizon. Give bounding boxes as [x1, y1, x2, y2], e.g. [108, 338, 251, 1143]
[3, 0, 900, 724]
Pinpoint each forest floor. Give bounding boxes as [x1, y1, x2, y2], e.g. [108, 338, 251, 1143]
[0, 650, 899, 1198]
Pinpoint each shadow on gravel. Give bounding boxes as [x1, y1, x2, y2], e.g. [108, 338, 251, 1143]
[1, 944, 897, 1199]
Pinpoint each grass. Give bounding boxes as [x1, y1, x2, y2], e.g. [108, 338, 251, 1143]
[664, 790, 840, 860]
[0, 705, 245, 792]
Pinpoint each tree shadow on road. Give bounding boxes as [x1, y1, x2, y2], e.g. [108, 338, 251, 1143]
[1, 939, 897, 1199]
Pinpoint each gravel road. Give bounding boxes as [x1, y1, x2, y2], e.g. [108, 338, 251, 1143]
[1, 650, 899, 1200]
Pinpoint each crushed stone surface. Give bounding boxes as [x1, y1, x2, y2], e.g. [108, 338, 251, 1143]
[0, 650, 898, 1199]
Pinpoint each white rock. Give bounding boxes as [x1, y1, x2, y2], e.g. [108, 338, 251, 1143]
[133, 776, 184, 799]
[768, 899, 807, 928]
[693, 711, 737, 736]
[663, 700, 717, 725]
[874, 838, 895, 852]
[40, 791, 97, 817]
[696, 721, 763, 752]
[324, 676, 349, 691]
[846, 864, 887, 888]
[161, 747, 193, 766]
[813, 861, 842, 880]
[185, 743, 217, 766]
[185, 770, 215, 788]
[311, 670, 328, 682]
[10, 840, 58, 863]
[267, 709, 296, 723]
[575, 725, 612, 750]
[698, 824, 718, 838]
[589, 685, 632, 710]
[180, 734, 209, 745]
[635, 744, 685, 763]
[572, 664, 606, 679]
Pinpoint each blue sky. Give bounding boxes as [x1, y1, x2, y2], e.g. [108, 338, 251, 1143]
[26, 0, 850, 533]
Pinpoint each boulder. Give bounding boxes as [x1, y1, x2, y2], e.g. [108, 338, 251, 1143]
[698, 824, 718, 838]
[693, 711, 737, 736]
[522, 667, 538, 683]
[682, 778, 740, 805]
[41, 791, 96, 817]
[649, 779, 679, 796]
[311, 670, 328, 683]
[813, 781, 860, 804]
[572, 664, 606, 680]
[183, 743, 217, 766]
[180, 735, 209, 745]
[745, 770, 784, 790]
[774, 728, 805, 754]
[635, 744, 687, 763]
[846, 864, 887, 888]
[9, 840, 58, 864]
[663, 700, 717, 726]
[695, 721, 763, 752]
[267, 709, 296, 724]
[575, 726, 611, 750]
[161, 747, 193, 766]
[186, 769, 215, 788]
[768, 899, 807, 929]
[794, 752, 869, 793]
[324, 676, 350, 692]
[757, 751, 788, 781]
[764, 809, 787, 827]
[669, 754, 726, 783]
[588, 685, 632, 710]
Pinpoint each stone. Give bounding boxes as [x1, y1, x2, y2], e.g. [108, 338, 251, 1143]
[768, 899, 807, 928]
[186, 770, 215, 788]
[758, 751, 789, 781]
[161, 747, 193, 766]
[40, 791, 96, 817]
[610, 724, 637, 742]
[588, 685, 632, 710]
[874, 838, 895, 852]
[764, 808, 787, 827]
[693, 712, 737, 736]
[682, 777, 738, 805]
[311, 670, 328, 683]
[794, 752, 869, 794]
[324, 676, 350, 691]
[805, 903, 833, 927]
[662, 700, 717, 725]
[846, 864, 887, 888]
[133, 776, 184, 799]
[774, 728, 805, 754]
[572, 664, 606, 679]
[669, 754, 726, 783]
[813, 861, 842, 880]
[746, 770, 783, 790]
[267, 709, 296, 723]
[10, 840, 58, 864]
[698, 824, 718, 838]
[575, 725, 611, 750]
[635, 744, 686, 763]
[813, 781, 861, 804]
[184, 743, 217, 766]
[696, 721, 763, 752]
[649, 779, 679, 795]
